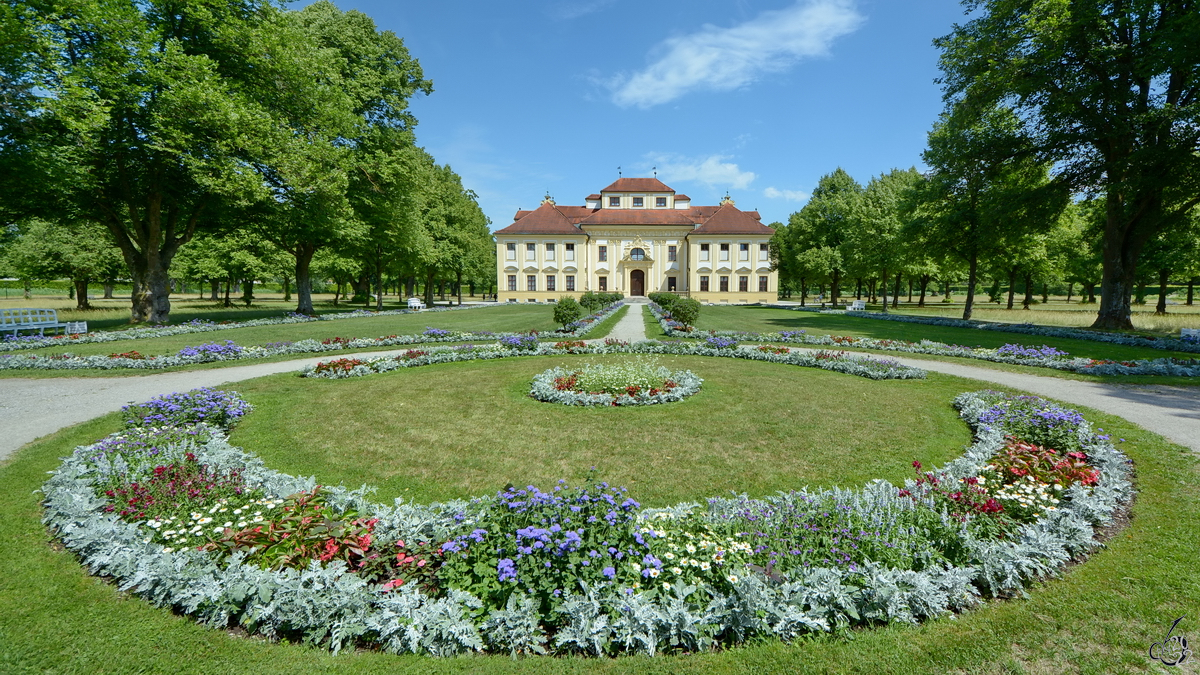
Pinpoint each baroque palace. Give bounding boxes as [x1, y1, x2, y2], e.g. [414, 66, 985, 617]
[494, 177, 777, 303]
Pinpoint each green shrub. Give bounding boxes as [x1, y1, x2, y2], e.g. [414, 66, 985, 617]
[552, 296, 584, 328]
[647, 292, 678, 313]
[670, 297, 701, 327]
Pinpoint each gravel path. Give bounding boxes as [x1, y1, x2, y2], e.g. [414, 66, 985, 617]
[2, 334, 1197, 462]
[594, 301, 648, 343]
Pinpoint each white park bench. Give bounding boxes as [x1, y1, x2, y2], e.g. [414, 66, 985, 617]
[1, 308, 83, 336]
[407, 297, 426, 311]
[1182, 328, 1200, 341]
[848, 299, 867, 311]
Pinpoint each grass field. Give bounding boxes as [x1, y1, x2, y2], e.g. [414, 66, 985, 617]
[694, 306, 1199, 362]
[10, 304, 559, 359]
[1, 355, 1197, 673]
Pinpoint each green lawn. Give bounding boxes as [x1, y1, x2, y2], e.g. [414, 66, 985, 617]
[695, 306, 1199, 362]
[2, 354, 1197, 673]
[12, 304, 558, 359]
[226, 355, 975, 506]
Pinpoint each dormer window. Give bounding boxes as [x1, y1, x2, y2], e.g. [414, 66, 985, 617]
[609, 196, 620, 207]
[632, 197, 643, 207]
[656, 197, 667, 207]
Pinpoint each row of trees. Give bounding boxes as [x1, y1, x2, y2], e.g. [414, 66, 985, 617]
[771, 162, 1200, 319]
[775, 1, 1200, 329]
[0, 0, 494, 321]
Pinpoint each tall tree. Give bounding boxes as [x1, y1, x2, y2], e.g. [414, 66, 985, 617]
[790, 168, 863, 308]
[910, 106, 1065, 320]
[852, 167, 923, 312]
[936, 0, 1200, 329]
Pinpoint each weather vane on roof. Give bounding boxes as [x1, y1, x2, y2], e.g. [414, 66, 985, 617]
[617, 166, 621, 177]
[652, 166, 657, 178]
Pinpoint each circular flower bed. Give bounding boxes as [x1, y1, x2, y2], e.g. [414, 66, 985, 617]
[42, 368, 1134, 658]
[530, 358, 702, 406]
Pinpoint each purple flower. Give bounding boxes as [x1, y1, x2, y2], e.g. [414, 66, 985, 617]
[602, 566, 616, 579]
[497, 558, 517, 582]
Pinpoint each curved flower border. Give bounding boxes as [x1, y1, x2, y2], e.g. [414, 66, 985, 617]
[0, 303, 625, 371]
[41, 385, 1133, 657]
[649, 304, 1200, 377]
[298, 340, 928, 381]
[529, 366, 703, 406]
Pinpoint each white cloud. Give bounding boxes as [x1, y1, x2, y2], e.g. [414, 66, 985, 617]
[763, 186, 809, 201]
[609, 0, 863, 108]
[649, 154, 756, 190]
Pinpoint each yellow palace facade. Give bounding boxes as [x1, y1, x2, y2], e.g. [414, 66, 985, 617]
[494, 177, 777, 304]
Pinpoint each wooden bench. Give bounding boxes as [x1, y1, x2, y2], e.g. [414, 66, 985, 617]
[1, 308, 73, 336]
[407, 297, 426, 311]
[849, 299, 867, 311]
[1182, 328, 1200, 341]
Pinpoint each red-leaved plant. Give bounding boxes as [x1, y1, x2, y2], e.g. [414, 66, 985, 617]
[313, 358, 365, 374]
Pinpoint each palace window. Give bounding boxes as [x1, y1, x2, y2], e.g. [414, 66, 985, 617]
[598, 245, 608, 262]
[565, 243, 575, 261]
[526, 243, 536, 260]
[546, 275, 556, 292]
[720, 276, 729, 292]
[667, 276, 677, 292]
[629, 248, 645, 261]
[759, 243, 769, 261]
[566, 275, 575, 291]
[719, 244, 729, 261]
[656, 197, 667, 207]
[527, 275, 537, 291]
[700, 244, 710, 261]
[598, 276, 607, 291]
[632, 197, 643, 207]
[507, 275, 517, 291]
[506, 242, 516, 260]
[738, 275, 748, 292]
[739, 243, 749, 261]
[759, 275, 769, 292]
[609, 196, 620, 207]
[668, 245, 677, 261]
[700, 276, 710, 292]
[545, 242, 555, 261]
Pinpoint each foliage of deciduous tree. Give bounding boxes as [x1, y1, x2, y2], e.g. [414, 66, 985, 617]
[788, 168, 863, 308]
[936, 0, 1200, 328]
[4, 219, 123, 308]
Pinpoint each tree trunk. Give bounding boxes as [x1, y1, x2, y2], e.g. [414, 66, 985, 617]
[104, 282, 114, 299]
[282, 276, 292, 302]
[208, 279, 219, 301]
[1085, 282, 1097, 304]
[424, 268, 437, 307]
[242, 278, 254, 307]
[1155, 268, 1169, 315]
[1040, 283, 1048, 304]
[962, 253, 979, 321]
[831, 270, 841, 308]
[292, 244, 317, 314]
[456, 270, 464, 306]
[1022, 272, 1034, 310]
[68, 284, 74, 300]
[22, 279, 30, 299]
[73, 279, 91, 310]
[405, 277, 415, 299]
[333, 282, 341, 306]
[907, 279, 913, 303]
[1188, 278, 1196, 306]
[223, 276, 232, 308]
[879, 269, 888, 313]
[918, 275, 929, 307]
[892, 272, 901, 309]
[1066, 282, 1074, 303]
[375, 250, 385, 312]
[942, 279, 953, 302]
[799, 276, 807, 306]
[1006, 267, 1017, 310]
[855, 277, 862, 300]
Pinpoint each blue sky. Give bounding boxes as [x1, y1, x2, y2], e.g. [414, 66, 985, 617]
[325, 0, 969, 229]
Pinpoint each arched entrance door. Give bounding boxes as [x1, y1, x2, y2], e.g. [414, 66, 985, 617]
[630, 269, 645, 296]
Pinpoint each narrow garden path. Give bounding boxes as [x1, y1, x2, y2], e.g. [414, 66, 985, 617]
[2, 329, 1197, 462]
[591, 299, 648, 344]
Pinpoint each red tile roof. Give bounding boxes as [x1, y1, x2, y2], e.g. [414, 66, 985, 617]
[579, 209, 699, 226]
[600, 177, 674, 193]
[691, 204, 776, 235]
[585, 194, 601, 200]
[494, 203, 584, 235]
[674, 194, 690, 201]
